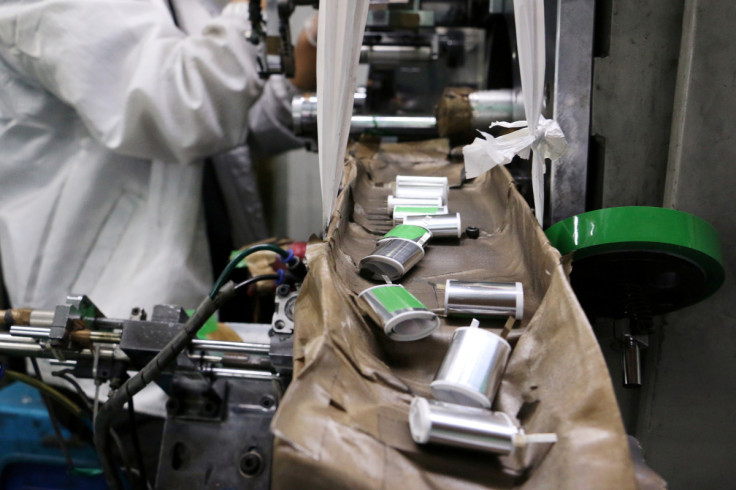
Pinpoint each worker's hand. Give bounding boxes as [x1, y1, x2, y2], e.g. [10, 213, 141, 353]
[290, 13, 318, 91]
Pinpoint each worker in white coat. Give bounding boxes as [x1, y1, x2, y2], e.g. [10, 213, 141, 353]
[0, 0, 318, 318]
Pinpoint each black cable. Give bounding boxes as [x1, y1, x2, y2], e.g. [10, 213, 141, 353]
[30, 358, 75, 471]
[233, 273, 281, 293]
[127, 397, 151, 489]
[51, 370, 93, 412]
[94, 283, 237, 490]
[52, 370, 139, 486]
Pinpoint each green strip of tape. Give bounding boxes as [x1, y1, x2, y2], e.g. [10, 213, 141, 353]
[372, 286, 425, 313]
[383, 224, 428, 241]
[395, 206, 440, 214]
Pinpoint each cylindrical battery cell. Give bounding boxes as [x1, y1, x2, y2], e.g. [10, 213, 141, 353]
[361, 225, 430, 281]
[386, 195, 443, 213]
[377, 224, 433, 246]
[409, 397, 517, 454]
[430, 324, 511, 408]
[444, 280, 524, 320]
[393, 205, 449, 225]
[394, 176, 449, 202]
[395, 175, 449, 188]
[394, 185, 448, 202]
[359, 285, 439, 341]
[403, 213, 462, 239]
[360, 239, 424, 281]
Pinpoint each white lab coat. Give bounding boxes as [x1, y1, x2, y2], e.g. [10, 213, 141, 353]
[0, 0, 301, 318]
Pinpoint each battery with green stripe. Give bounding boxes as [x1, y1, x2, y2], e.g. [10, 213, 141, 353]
[361, 225, 431, 281]
[359, 284, 439, 341]
[380, 224, 433, 245]
[393, 205, 449, 225]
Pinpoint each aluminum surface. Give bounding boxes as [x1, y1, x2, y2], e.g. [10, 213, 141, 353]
[431, 326, 511, 408]
[393, 205, 449, 224]
[359, 239, 425, 281]
[9, 326, 51, 339]
[386, 195, 443, 212]
[351, 115, 438, 136]
[469, 89, 525, 127]
[358, 285, 439, 341]
[403, 213, 462, 238]
[409, 397, 517, 455]
[444, 280, 523, 319]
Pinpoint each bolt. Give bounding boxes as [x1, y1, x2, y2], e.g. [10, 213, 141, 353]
[274, 320, 285, 331]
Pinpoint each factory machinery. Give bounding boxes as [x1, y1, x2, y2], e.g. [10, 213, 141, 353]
[0, 244, 306, 489]
[0, 1, 598, 488]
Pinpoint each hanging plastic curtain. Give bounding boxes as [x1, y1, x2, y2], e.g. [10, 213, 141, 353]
[462, 0, 567, 224]
[317, 0, 370, 230]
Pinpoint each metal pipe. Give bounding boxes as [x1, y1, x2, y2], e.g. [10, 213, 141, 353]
[190, 339, 271, 355]
[623, 335, 642, 387]
[360, 45, 435, 64]
[351, 115, 438, 135]
[209, 367, 280, 381]
[70, 330, 122, 344]
[0, 333, 39, 344]
[291, 91, 438, 137]
[468, 89, 525, 128]
[9, 326, 52, 339]
[30, 310, 55, 327]
[0, 340, 128, 362]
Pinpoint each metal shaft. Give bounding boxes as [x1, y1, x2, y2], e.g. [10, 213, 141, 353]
[623, 335, 642, 387]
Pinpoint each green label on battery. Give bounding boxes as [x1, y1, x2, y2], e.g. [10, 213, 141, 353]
[395, 206, 440, 214]
[383, 224, 428, 241]
[372, 286, 426, 313]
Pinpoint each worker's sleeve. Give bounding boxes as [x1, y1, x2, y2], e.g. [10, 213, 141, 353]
[4, 0, 266, 163]
[246, 75, 305, 160]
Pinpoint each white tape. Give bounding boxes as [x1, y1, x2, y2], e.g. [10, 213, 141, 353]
[462, 0, 568, 224]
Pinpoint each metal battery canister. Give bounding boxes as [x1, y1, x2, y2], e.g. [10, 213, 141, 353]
[444, 280, 524, 320]
[358, 285, 440, 341]
[386, 195, 443, 213]
[360, 225, 432, 281]
[409, 397, 558, 455]
[395, 175, 449, 187]
[402, 213, 462, 239]
[393, 205, 449, 225]
[409, 397, 518, 454]
[394, 175, 449, 202]
[430, 321, 511, 408]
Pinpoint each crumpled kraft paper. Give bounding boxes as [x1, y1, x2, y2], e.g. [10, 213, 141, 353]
[271, 139, 640, 489]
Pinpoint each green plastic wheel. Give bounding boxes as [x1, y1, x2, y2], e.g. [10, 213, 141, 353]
[546, 207, 724, 316]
